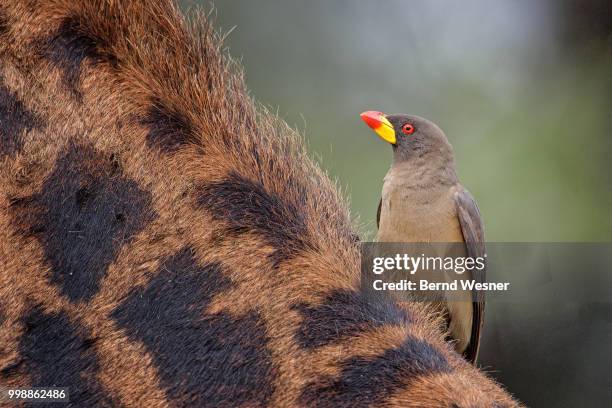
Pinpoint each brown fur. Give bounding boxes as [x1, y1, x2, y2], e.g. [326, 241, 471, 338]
[0, 1, 521, 406]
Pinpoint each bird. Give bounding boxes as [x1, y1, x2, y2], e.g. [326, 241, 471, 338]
[360, 110, 485, 363]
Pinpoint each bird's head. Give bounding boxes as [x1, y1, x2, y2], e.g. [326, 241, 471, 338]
[360, 111, 453, 163]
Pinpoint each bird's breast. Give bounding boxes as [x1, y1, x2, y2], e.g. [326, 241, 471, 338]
[377, 180, 464, 243]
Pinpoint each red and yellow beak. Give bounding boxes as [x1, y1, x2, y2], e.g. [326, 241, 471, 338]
[360, 111, 396, 144]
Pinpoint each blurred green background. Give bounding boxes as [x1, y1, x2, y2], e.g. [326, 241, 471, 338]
[185, 1, 611, 406]
[199, 0, 611, 242]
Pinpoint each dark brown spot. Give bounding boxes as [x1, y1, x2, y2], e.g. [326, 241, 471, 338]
[292, 290, 410, 349]
[0, 84, 43, 158]
[300, 337, 452, 407]
[112, 248, 277, 407]
[197, 171, 310, 264]
[42, 17, 116, 98]
[16, 305, 116, 405]
[10, 143, 154, 302]
[141, 99, 198, 153]
[0, 8, 8, 36]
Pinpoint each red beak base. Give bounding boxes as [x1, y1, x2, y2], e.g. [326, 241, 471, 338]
[360, 111, 385, 129]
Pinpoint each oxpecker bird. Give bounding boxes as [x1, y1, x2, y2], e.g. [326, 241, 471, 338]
[361, 110, 486, 363]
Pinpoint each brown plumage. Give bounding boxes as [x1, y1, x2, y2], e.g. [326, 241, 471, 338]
[366, 112, 485, 363]
[0, 1, 518, 406]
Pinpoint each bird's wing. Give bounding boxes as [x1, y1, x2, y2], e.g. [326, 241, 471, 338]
[376, 198, 382, 229]
[454, 187, 486, 364]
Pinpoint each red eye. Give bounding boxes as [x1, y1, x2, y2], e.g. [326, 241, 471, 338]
[402, 123, 415, 135]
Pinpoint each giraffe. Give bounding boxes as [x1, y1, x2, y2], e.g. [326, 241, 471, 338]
[0, 1, 521, 406]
